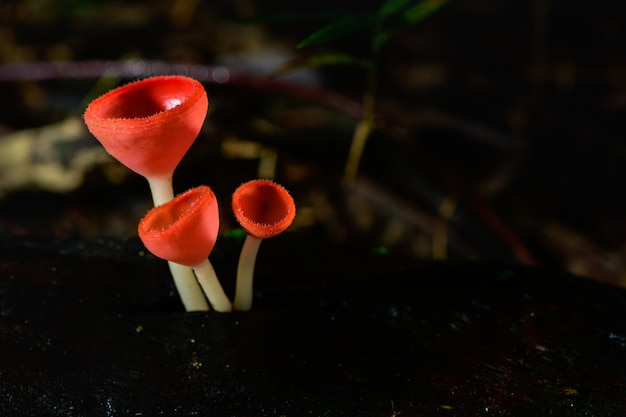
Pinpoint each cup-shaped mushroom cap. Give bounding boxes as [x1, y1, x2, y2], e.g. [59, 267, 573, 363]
[138, 185, 219, 267]
[232, 180, 296, 239]
[84, 75, 208, 178]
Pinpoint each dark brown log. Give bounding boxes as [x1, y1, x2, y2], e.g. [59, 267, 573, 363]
[1, 234, 625, 416]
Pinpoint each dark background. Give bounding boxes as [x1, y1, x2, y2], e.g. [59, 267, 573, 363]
[0, 0, 625, 285]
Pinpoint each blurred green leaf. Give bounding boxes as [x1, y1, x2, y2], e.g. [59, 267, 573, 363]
[371, 246, 390, 256]
[374, 0, 448, 49]
[378, 0, 415, 19]
[81, 75, 121, 111]
[297, 13, 378, 48]
[403, 0, 447, 24]
[225, 228, 248, 240]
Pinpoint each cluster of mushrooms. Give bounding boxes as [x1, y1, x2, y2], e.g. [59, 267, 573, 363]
[83, 75, 295, 312]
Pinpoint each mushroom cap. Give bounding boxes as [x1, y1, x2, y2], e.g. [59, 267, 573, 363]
[84, 75, 208, 178]
[138, 185, 219, 267]
[231, 180, 296, 239]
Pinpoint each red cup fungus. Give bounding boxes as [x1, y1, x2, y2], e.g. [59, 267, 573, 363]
[84, 76, 298, 313]
[232, 180, 296, 239]
[84, 75, 210, 312]
[231, 180, 296, 311]
[139, 186, 219, 267]
[139, 186, 232, 312]
[83, 75, 208, 182]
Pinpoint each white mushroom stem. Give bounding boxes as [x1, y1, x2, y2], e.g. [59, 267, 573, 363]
[234, 234, 263, 311]
[147, 175, 210, 312]
[167, 262, 210, 312]
[193, 259, 233, 312]
[147, 175, 175, 206]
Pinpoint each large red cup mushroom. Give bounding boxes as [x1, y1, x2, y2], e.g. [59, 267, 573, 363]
[231, 179, 296, 311]
[83, 75, 208, 205]
[139, 186, 232, 312]
[84, 75, 209, 311]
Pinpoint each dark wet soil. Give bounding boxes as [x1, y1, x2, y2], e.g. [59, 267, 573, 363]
[1, 234, 625, 416]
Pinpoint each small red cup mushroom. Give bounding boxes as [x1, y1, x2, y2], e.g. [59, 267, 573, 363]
[139, 186, 232, 312]
[231, 179, 296, 311]
[84, 75, 209, 311]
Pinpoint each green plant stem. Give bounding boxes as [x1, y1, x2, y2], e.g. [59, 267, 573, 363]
[147, 175, 210, 312]
[193, 259, 233, 312]
[234, 234, 263, 311]
[343, 46, 379, 187]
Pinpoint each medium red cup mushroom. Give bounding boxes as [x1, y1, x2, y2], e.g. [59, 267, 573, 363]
[231, 179, 296, 311]
[84, 75, 209, 311]
[139, 186, 232, 312]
